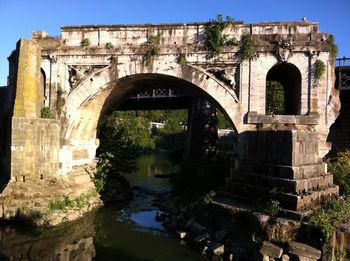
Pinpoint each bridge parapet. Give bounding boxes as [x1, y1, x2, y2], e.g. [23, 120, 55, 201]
[59, 22, 321, 48]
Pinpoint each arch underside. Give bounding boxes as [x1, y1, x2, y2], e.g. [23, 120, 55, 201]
[64, 63, 245, 143]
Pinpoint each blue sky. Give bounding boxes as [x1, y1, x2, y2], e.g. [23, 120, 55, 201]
[0, 0, 349, 85]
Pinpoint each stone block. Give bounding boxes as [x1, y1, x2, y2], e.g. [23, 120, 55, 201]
[260, 241, 283, 258]
[281, 254, 290, 261]
[208, 242, 224, 256]
[288, 241, 321, 260]
[263, 163, 327, 180]
[238, 130, 319, 167]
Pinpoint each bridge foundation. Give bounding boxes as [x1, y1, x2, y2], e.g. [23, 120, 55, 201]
[186, 98, 218, 159]
[227, 130, 338, 215]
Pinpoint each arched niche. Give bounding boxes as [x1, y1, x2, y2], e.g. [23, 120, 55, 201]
[266, 62, 301, 115]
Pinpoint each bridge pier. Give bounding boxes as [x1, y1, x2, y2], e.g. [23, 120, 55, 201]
[227, 130, 338, 215]
[186, 98, 218, 160]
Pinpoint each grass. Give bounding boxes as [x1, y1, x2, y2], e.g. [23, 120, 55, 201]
[49, 192, 97, 211]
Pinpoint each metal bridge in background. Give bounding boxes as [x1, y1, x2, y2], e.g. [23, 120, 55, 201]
[336, 57, 350, 91]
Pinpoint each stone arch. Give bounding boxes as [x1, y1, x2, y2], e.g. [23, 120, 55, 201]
[64, 62, 245, 142]
[265, 62, 302, 115]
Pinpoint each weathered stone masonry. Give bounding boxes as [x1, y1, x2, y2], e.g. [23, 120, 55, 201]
[0, 21, 341, 220]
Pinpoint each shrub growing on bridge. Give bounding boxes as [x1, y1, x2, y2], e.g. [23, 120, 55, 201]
[204, 14, 239, 59]
[40, 107, 53, 118]
[314, 59, 326, 81]
[81, 38, 91, 47]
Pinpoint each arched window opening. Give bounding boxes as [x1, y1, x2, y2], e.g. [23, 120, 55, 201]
[40, 68, 47, 104]
[266, 63, 301, 115]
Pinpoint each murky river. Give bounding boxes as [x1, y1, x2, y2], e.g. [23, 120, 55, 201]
[0, 153, 208, 261]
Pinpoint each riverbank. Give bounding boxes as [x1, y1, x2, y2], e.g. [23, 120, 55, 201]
[153, 191, 350, 260]
[0, 166, 103, 227]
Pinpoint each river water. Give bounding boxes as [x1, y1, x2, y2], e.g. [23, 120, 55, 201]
[0, 153, 208, 261]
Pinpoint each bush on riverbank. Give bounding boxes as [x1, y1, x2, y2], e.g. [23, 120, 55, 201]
[307, 197, 350, 245]
[328, 151, 350, 195]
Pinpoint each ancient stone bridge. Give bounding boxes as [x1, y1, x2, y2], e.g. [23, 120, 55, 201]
[0, 21, 341, 219]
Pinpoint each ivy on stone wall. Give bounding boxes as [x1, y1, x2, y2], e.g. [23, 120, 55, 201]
[314, 59, 326, 81]
[241, 34, 256, 61]
[204, 14, 239, 59]
[144, 35, 160, 66]
[328, 34, 338, 62]
[56, 87, 66, 116]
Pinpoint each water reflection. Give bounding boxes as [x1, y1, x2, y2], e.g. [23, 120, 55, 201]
[0, 212, 96, 261]
[127, 153, 179, 192]
[0, 153, 207, 261]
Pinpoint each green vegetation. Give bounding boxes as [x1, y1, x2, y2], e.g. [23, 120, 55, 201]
[50, 196, 74, 210]
[94, 152, 114, 192]
[262, 199, 283, 217]
[266, 81, 284, 115]
[81, 38, 91, 47]
[177, 53, 187, 65]
[105, 42, 114, 50]
[315, 59, 326, 81]
[328, 151, 350, 195]
[204, 14, 239, 59]
[241, 34, 256, 61]
[94, 110, 188, 192]
[94, 107, 233, 195]
[201, 190, 216, 205]
[217, 109, 232, 129]
[49, 193, 97, 211]
[144, 35, 160, 66]
[307, 197, 350, 244]
[328, 34, 338, 62]
[56, 87, 66, 116]
[40, 107, 53, 118]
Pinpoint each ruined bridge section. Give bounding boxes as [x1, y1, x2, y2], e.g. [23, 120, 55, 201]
[0, 21, 340, 217]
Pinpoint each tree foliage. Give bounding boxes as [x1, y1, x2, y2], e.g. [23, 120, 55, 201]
[266, 81, 285, 115]
[217, 109, 232, 129]
[328, 151, 350, 195]
[94, 110, 189, 191]
[307, 198, 350, 244]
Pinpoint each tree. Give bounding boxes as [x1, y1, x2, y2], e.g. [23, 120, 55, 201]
[266, 81, 284, 115]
